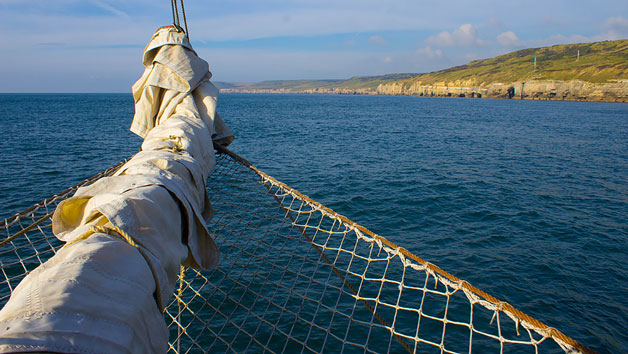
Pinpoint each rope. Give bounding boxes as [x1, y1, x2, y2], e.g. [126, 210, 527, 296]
[213, 144, 596, 354]
[0, 211, 54, 248]
[171, 0, 180, 29]
[177, 265, 186, 303]
[1, 159, 127, 228]
[170, 0, 189, 39]
[171, 0, 177, 27]
[64, 225, 165, 313]
[0, 146, 595, 353]
[179, 0, 189, 39]
[175, 265, 186, 353]
[262, 174, 415, 353]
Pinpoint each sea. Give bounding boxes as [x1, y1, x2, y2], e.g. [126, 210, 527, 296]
[0, 93, 627, 353]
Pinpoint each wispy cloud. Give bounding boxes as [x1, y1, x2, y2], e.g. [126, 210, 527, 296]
[497, 31, 522, 47]
[88, 0, 129, 19]
[369, 35, 388, 46]
[190, 9, 432, 41]
[426, 24, 485, 47]
[526, 29, 625, 48]
[1, 0, 627, 91]
[416, 46, 443, 59]
[602, 16, 628, 37]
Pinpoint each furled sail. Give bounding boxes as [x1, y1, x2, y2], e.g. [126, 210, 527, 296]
[0, 26, 232, 353]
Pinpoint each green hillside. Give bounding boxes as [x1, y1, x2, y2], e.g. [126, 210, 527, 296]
[221, 73, 417, 92]
[323, 73, 420, 90]
[218, 40, 627, 96]
[240, 79, 342, 90]
[404, 39, 628, 86]
[213, 81, 240, 89]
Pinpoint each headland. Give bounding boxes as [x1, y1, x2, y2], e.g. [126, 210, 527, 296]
[218, 39, 628, 103]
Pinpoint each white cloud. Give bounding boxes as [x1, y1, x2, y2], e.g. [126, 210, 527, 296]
[0, 12, 150, 48]
[426, 24, 485, 47]
[497, 31, 522, 47]
[416, 46, 443, 59]
[88, 0, 129, 19]
[603, 16, 628, 30]
[191, 9, 431, 41]
[2, 0, 628, 91]
[545, 34, 595, 45]
[602, 16, 628, 37]
[521, 16, 628, 48]
[0, 2, 436, 45]
[369, 35, 388, 46]
[527, 31, 623, 48]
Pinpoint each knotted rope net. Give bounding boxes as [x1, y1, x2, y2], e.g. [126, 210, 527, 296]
[1, 147, 592, 354]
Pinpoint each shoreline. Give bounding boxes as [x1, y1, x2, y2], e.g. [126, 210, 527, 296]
[219, 86, 628, 103]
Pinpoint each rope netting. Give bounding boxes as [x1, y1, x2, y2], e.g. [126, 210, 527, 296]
[0, 161, 126, 303]
[0, 148, 592, 354]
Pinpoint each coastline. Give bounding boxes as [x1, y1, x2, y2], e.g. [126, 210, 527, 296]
[219, 80, 628, 103]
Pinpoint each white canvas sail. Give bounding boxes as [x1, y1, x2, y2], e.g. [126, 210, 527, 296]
[0, 26, 232, 353]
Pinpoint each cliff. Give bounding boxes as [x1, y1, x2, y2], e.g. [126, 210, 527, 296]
[377, 79, 628, 101]
[378, 39, 628, 102]
[218, 39, 628, 102]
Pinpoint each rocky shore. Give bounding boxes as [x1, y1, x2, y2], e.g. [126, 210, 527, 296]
[221, 39, 628, 103]
[219, 87, 376, 95]
[220, 79, 628, 103]
[376, 79, 628, 102]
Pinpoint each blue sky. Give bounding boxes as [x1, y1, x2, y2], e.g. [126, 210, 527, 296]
[1, 0, 627, 92]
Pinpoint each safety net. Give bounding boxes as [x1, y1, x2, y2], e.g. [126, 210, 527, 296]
[1, 147, 592, 354]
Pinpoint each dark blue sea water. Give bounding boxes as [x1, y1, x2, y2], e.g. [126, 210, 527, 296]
[0, 93, 627, 353]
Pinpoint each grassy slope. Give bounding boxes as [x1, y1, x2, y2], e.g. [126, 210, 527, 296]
[240, 80, 342, 90]
[402, 39, 628, 87]
[319, 73, 419, 90]
[221, 74, 418, 91]
[213, 82, 240, 89]
[219, 40, 628, 92]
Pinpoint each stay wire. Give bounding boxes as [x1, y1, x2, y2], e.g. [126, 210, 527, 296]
[172, 0, 180, 28]
[170, 0, 189, 39]
[179, 0, 189, 39]
[171, 0, 178, 27]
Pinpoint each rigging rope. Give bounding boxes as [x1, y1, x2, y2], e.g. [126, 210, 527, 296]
[171, 0, 189, 39]
[179, 0, 189, 40]
[0, 147, 594, 353]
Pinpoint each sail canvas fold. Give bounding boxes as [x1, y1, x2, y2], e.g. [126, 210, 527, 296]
[0, 26, 232, 353]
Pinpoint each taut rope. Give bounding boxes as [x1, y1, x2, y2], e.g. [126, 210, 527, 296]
[170, 0, 189, 39]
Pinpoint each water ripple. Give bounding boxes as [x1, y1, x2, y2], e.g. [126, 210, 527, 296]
[1, 93, 627, 353]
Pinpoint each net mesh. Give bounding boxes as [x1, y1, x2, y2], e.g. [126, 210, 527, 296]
[0, 149, 590, 354]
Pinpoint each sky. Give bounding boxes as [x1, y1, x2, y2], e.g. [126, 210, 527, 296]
[1, 0, 627, 92]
